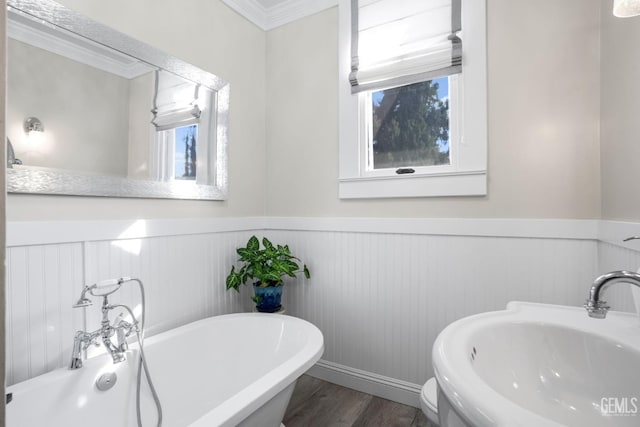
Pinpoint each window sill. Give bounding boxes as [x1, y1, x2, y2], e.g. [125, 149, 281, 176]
[338, 170, 487, 199]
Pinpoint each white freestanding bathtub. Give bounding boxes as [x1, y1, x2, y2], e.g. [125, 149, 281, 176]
[7, 313, 324, 427]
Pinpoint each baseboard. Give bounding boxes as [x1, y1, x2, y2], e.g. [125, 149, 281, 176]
[306, 359, 422, 408]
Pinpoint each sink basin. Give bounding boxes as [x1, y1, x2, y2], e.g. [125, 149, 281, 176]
[433, 302, 640, 427]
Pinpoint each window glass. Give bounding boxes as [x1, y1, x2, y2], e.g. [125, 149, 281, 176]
[174, 124, 198, 180]
[369, 77, 450, 170]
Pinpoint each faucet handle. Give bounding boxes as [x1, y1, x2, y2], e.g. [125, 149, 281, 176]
[623, 236, 640, 242]
[113, 313, 136, 351]
[116, 328, 129, 352]
[113, 313, 132, 329]
[84, 334, 100, 350]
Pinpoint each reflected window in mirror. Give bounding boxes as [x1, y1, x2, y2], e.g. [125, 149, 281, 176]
[150, 70, 216, 186]
[174, 124, 198, 181]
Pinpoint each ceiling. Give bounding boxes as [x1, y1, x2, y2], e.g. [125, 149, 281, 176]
[222, 0, 337, 30]
[255, 0, 290, 8]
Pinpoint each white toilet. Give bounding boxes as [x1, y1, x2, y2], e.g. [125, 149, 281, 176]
[419, 377, 439, 426]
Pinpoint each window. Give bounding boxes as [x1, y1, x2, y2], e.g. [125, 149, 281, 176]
[364, 77, 455, 175]
[150, 70, 216, 186]
[339, 0, 487, 199]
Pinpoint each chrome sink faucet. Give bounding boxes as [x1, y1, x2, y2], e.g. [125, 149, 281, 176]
[584, 270, 640, 319]
[70, 278, 138, 369]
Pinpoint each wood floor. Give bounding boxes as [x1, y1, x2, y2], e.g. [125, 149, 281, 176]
[283, 375, 433, 427]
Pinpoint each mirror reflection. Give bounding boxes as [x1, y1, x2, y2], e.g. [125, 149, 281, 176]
[6, 0, 228, 199]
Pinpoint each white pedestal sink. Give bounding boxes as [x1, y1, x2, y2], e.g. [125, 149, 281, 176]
[432, 302, 640, 427]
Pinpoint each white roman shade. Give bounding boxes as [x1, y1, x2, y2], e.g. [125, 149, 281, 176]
[350, 0, 462, 94]
[151, 70, 202, 131]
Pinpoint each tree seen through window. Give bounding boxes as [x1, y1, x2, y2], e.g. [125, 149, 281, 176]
[371, 78, 450, 169]
[174, 124, 197, 180]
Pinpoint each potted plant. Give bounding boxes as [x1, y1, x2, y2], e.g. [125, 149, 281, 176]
[225, 235, 310, 312]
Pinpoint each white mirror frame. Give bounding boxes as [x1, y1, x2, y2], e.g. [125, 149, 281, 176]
[6, 0, 229, 200]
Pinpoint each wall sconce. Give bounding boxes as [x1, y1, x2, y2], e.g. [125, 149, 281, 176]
[613, 0, 640, 17]
[23, 116, 44, 135]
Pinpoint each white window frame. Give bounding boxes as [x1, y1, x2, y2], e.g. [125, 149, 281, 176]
[360, 75, 462, 178]
[338, 0, 487, 199]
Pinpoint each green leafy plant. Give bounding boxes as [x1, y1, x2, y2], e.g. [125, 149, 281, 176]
[225, 236, 311, 295]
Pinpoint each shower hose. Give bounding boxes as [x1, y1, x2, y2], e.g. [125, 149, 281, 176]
[114, 277, 163, 427]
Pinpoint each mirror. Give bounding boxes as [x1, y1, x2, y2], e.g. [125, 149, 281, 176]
[6, 0, 229, 200]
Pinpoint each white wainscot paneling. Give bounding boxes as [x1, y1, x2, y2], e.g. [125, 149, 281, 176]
[6, 217, 607, 406]
[5, 229, 253, 386]
[82, 231, 252, 337]
[267, 230, 598, 406]
[6, 243, 84, 385]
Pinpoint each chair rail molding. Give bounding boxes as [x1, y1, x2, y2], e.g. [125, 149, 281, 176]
[7, 217, 600, 247]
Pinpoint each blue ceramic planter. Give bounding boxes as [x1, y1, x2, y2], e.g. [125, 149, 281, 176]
[253, 285, 283, 313]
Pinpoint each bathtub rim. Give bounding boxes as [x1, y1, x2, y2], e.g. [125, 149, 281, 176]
[7, 312, 324, 427]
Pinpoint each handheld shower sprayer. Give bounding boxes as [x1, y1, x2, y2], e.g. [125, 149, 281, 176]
[72, 288, 93, 308]
[72, 277, 134, 308]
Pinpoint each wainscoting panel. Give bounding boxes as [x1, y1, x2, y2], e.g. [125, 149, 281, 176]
[82, 232, 249, 337]
[5, 217, 608, 400]
[5, 229, 254, 386]
[6, 243, 84, 385]
[269, 230, 598, 389]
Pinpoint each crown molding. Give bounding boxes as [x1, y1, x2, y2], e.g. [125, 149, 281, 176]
[267, 0, 338, 30]
[222, 0, 337, 31]
[222, 0, 269, 30]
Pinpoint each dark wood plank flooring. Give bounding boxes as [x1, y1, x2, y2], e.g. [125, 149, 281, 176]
[283, 375, 433, 427]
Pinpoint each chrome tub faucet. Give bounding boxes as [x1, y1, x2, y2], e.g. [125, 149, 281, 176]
[70, 278, 138, 369]
[584, 270, 640, 319]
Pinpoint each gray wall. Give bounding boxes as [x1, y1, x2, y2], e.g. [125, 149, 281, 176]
[600, 0, 640, 221]
[265, 0, 602, 219]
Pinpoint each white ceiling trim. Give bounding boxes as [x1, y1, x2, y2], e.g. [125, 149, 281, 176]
[222, 0, 337, 31]
[267, 0, 338, 30]
[222, 0, 268, 30]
